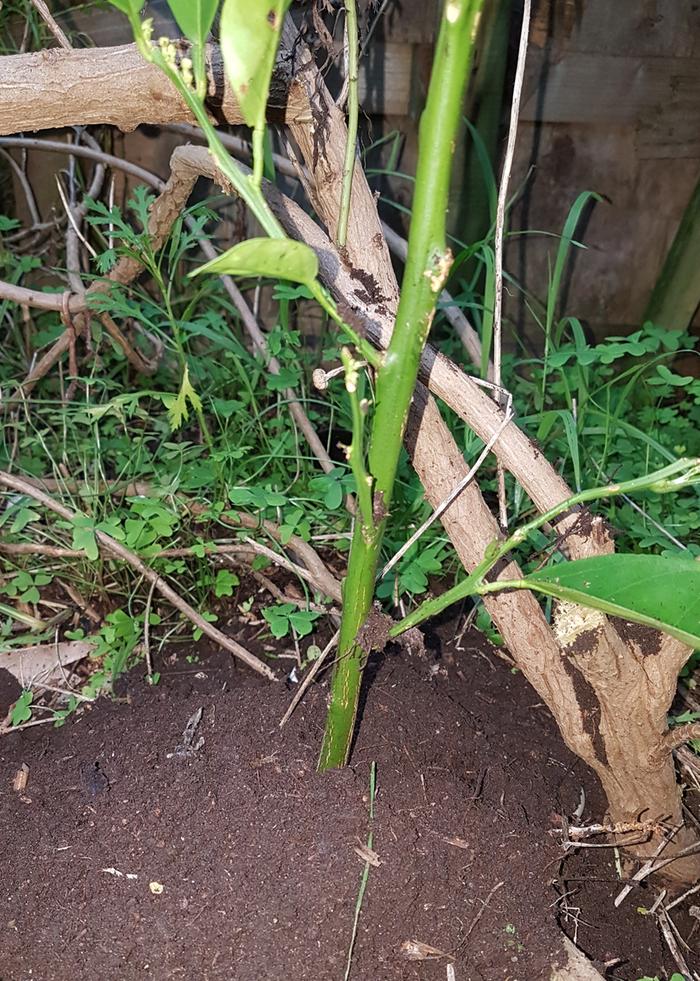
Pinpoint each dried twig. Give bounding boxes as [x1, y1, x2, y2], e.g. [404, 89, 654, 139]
[29, 0, 72, 49]
[380, 395, 514, 580]
[614, 825, 684, 907]
[0, 715, 58, 736]
[0, 471, 276, 680]
[142, 578, 157, 682]
[462, 880, 505, 943]
[279, 630, 339, 728]
[658, 908, 693, 978]
[666, 880, 700, 912]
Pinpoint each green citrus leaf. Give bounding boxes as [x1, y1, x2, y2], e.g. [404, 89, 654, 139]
[522, 554, 700, 648]
[219, 0, 292, 129]
[191, 238, 318, 286]
[106, 0, 142, 15]
[168, 0, 219, 46]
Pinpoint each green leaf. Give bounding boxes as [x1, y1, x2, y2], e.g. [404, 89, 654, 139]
[191, 238, 318, 286]
[0, 215, 20, 232]
[106, 0, 142, 15]
[71, 517, 99, 561]
[167, 364, 203, 430]
[11, 690, 33, 726]
[219, 0, 291, 130]
[9, 507, 41, 533]
[168, 0, 219, 45]
[214, 569, 239, 598]
[522, 554, 700, 648]
[288, 610, 320, 638]
[262, 604, 293, 639]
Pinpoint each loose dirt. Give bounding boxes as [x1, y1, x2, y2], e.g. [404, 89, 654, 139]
[1, 625, 697, 980]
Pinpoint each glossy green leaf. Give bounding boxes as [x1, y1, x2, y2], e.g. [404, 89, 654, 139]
[168, 0, 219, 46]
[522, 554, 700, 648]
[191, 238, 318, 286]
[219, 0, 292, 129]
[106, 0, 142, 15]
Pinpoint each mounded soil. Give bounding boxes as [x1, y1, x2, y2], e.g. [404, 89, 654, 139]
[1, 623, 698, 980]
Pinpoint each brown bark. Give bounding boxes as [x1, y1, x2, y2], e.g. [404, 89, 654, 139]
[0, 43, 303, 136]
[268, 27, 698, 882]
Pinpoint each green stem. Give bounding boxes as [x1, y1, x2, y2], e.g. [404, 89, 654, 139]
[154, 50, 284, 239]
[388, 457, 700, 638]
[309, 282, 382, 369]
[252, 125, 265, 189]
[144, 46, 381, 367]
[337, 0, 359, 249]
[318, 0, 485, 771]
[341, 348, 375, 532]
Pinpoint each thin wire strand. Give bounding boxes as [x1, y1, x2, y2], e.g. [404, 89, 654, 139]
[493, 0, 532, 530]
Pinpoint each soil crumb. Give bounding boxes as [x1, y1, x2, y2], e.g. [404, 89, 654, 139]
[0, 627, 692, 980]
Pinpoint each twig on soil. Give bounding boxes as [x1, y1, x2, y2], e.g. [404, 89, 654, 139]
[33, 681, 94, 702]
[56, 577, 101, 624]
[0, 471, 276, 681]
[614, 825, 683, 906]
[461, 880, 505, 944]
[658, 908, 695, 978]
[0, 715, 58, 736]
[279, 630, 340, 728]
[557, 819, 659, 848]
[666, 880, 700, 912]
[244, 566, 337, 617]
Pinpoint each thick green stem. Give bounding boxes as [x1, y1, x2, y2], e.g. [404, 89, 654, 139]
[337, 0, 359, 249]
[318, 0, 485, 771]
[341, 348, 375, 531]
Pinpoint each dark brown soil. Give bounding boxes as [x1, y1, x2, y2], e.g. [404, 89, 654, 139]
[0, 626, 697, 981]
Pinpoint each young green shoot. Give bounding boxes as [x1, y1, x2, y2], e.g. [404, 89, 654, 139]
[389, 457, 700, 645]
[343, 761, 377, 981]
[337, 0, 359, 249]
